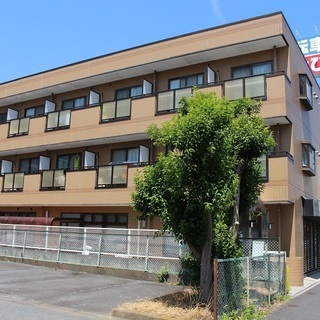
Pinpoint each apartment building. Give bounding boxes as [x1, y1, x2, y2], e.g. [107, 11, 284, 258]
[0, 12, 319, 286]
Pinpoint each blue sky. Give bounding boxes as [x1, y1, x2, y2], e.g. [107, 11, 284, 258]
[0, 0, 318, 83]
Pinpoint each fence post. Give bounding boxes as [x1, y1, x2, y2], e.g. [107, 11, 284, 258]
[213, 258, 218, 320]
[22, 231, 27, 258]
[12, 225, 16, 247]
[57, 233, 62, 262]
[247, 256, 250, 307]
[267, 254, 271, 304]
[144, 235, 149, 272]
[127, 230, 131, 256]
[97, 234, 102, 266]
[45, 226, 49, 250]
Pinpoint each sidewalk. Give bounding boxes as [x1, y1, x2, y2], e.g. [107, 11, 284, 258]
[289, 270, 320, 298]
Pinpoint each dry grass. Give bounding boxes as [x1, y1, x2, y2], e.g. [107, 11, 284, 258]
[113, 287, 288, 320]
[114, 288, 214, 320]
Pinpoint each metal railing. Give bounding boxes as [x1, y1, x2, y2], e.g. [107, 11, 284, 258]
[0, 225, 184, 275]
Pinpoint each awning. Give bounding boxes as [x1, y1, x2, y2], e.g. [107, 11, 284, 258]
[0, 217, 56, 226]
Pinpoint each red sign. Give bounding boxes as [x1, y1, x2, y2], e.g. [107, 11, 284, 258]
[305, 53, 320, 76]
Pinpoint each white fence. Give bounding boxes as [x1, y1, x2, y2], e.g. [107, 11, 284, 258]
[0, 224, 185, 275]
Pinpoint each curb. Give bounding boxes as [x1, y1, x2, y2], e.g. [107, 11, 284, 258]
[112, 308, 164, 320]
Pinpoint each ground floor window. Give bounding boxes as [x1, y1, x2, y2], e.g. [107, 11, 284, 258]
[0, 212, 36, 217]
[60, 213, 128, 228]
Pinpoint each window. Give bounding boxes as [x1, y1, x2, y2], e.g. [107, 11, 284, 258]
[0, 212, 36, 217]
[57, 154, 81, 170]
[299, 74, 313, 110]
[25, 105, 45, 117]
[115, 86, 142, 100]
[258, 154, 268, 182]
[232, 61, 272, 78]
[169, 73, 203, 89]
[62, 96, 87, 110]
[19, 157, 40, 173]
[302, 143, 316, 175]
[111, 148, 139, 164]
[60, 213, 128, 228]
[0, 112, 7, 124]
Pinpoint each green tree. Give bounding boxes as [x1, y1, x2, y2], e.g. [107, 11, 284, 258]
[131, 91, 275, 303]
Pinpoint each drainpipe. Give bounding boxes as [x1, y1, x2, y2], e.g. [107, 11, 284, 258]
[273, 46, 278, 72]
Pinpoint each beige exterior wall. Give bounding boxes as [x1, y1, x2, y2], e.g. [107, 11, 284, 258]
[0, 12, 319, 286]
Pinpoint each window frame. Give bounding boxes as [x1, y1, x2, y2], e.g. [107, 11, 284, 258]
[299, 74, 313, 110]
[111, 147, 140, 164]
[0, 112, 7, 124]
[60, 212, 128, 228]
[62, 96, 87, 110]
[231, 61, 273, 79]
[169, 73, 204, 90]
[115, 85, 143, 100]
[19, 157, 40, 173]
[25, 105, 45, 118]
[302, 143, 316, 176]
[56, 153, 82, 170]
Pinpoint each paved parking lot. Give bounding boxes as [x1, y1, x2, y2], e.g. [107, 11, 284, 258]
[0, 261, 181, 320]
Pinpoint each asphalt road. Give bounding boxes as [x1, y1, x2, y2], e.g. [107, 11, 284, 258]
[266, 281, 320, 320]
[0, 260, 181, 320]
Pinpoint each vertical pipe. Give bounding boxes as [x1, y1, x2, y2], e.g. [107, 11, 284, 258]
[213, 259, 218, 319]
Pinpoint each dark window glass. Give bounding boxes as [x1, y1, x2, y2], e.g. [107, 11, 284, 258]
[115, 86, 143, 100]
[111, 148, 139, 164]
[169, 74, 203, 90]
[57, 153, 81, 170]
[62, 97, 87, 110]
[232, 61, 272, 78]
[25, 105, 45, 117]
[19, 158, 39, 173]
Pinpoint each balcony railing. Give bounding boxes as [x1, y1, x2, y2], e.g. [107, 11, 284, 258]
[101, 98, 131, 122]
[46, 109, 71, 131]
[8, 118, 30, 137]
[224, 75, 265, 100]
[40, 169, 66, 190]
[2, 172, 24, 192]
[96, 164, 128, 188]
[157, 87, 192, 113]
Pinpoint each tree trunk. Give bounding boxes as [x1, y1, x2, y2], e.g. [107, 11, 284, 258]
[232, 162, 247, 240]
[199, 212, 213, 304]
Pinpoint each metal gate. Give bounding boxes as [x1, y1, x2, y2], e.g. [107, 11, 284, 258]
[304, 218, 320, 273]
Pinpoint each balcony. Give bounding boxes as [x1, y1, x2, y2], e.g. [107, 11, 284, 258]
[260, 153, 294, 204]
[2, 172, 24, 192]
[46, 110, 71, 131]
[40, 169, 66, 190]
[8, 118, 30, 137]
[0, 165, 140, 206]
[96, 164, 128, 188]
[224, 75, 266, 100]
[157, 87, 192, 113]
[101, 99, 131, 122]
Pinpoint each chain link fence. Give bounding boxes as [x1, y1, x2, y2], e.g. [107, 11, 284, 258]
[0, 224, 185, 275]
[214, 252, 286, 317]
[239, 238, 280, 256]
